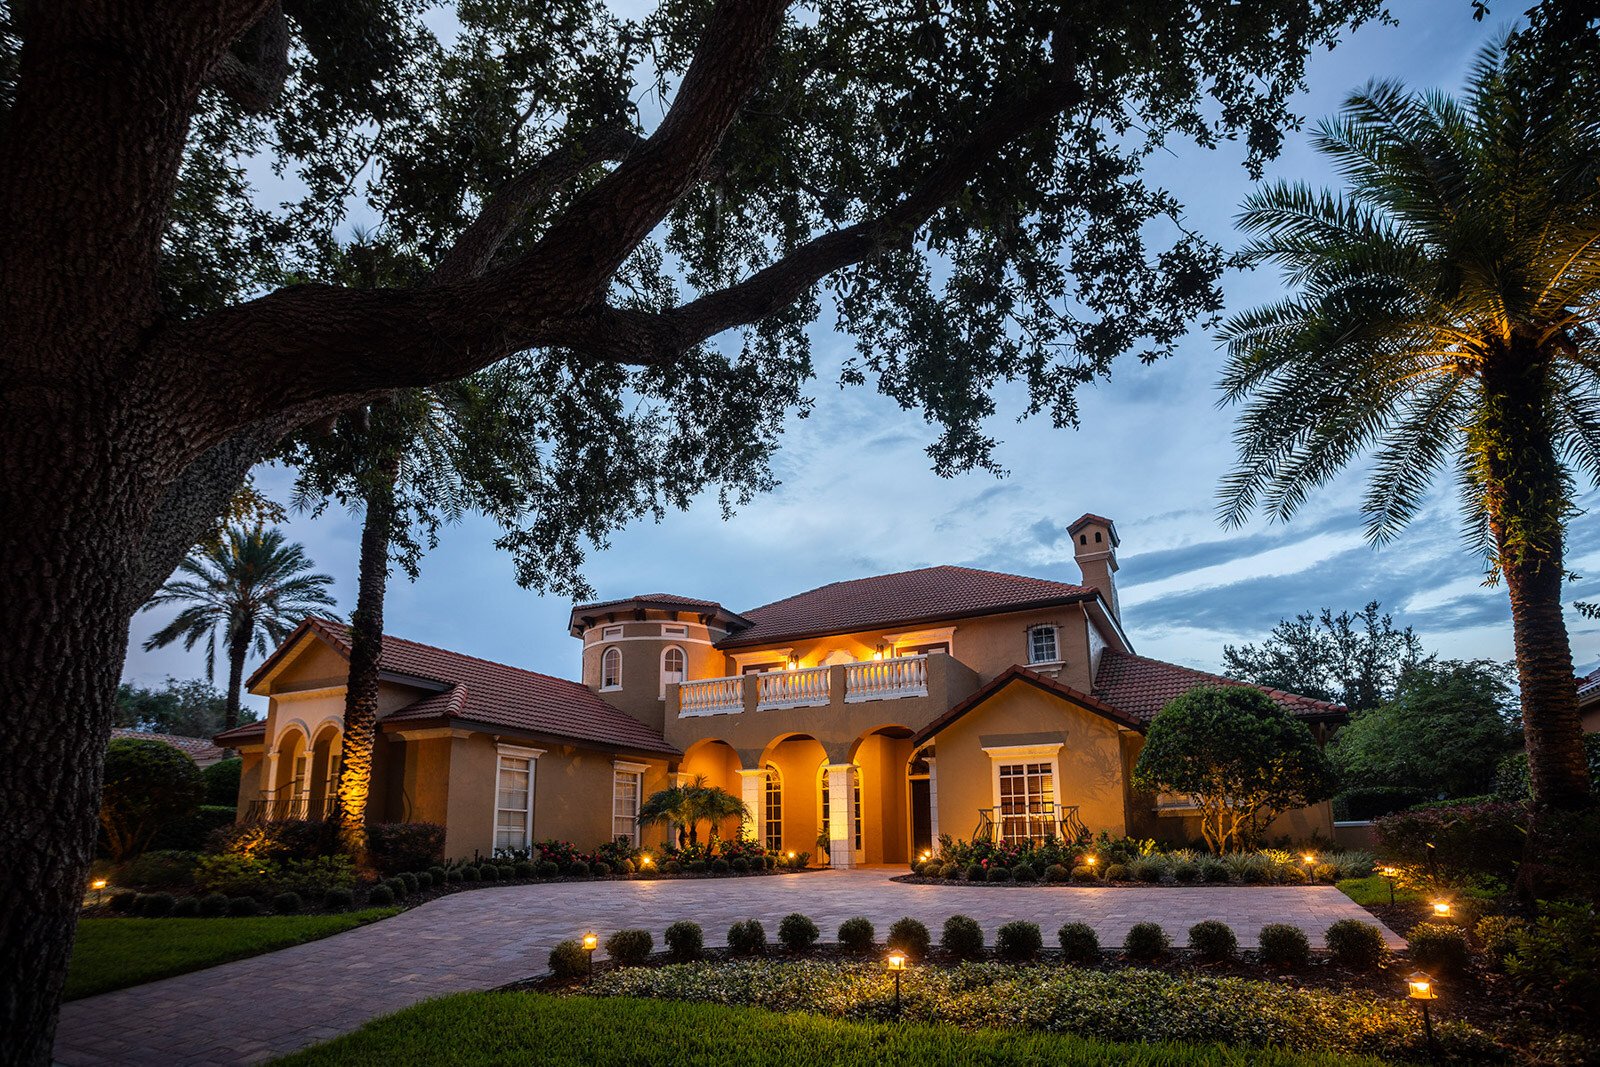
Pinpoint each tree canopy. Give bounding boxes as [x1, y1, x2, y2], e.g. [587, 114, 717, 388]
[1222, 602, 1427, 711]
[1131, 685, 1337, 853]
[98, 739, 204, 864]
[114, 679, 253, 738]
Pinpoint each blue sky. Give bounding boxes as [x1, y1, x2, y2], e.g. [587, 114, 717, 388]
[123, 1, 1600, 712]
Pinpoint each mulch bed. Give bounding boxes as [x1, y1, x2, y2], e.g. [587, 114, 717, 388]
[890, 874, 1331, 889]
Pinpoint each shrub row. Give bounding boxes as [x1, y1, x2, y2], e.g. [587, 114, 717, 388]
[915, 848, 1372, 886]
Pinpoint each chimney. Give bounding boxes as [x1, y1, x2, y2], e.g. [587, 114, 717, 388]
[1068, 513, 1120, 622]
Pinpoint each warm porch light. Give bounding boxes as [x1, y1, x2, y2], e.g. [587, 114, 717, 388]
[872, 651, 883, 660]
[1431, 900, 1451, 918]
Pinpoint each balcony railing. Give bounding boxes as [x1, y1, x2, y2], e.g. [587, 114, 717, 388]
[674, 653, 933, 718]
[243, 794, 336, 822]
[973, 802, 1090, 845]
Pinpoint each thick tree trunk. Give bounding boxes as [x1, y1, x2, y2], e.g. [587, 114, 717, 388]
[333, 462, 398, 850]
[1480, 343, 1592, 810]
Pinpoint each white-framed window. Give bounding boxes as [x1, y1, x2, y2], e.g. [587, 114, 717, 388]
[494, 745, 544, 851]
[660, 645, 686, 697]
[662, 624, 688, 637]
[764, 764, 783, 852]
[601, 646, 622, 689]
[984, 743, 1062, 845]
[612, 761, 645, 845]
[1028, 624, 1059, 665]
[602, 625, 623, 639]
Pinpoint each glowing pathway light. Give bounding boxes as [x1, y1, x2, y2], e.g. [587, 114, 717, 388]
[1378, 865, 1399, 906]
[1407, 971, 1439, 1056]
[582, 931, 599, 975]
[885, 951, 908, 1014]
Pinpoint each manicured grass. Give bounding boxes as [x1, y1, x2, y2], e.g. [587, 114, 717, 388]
[275, 992, 1387, 1066]
[1336, 875, 1425, 906]
[66, 908, 399, 1000]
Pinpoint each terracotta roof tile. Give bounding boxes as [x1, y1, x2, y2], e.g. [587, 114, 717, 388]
[721, 565, 1097, 648]
[263, 618, 677, 755]
[213, 720, 267, 745]
[1577, 666, 1600, 703]
[112, 728, 228, 762]
[1091, 650, 1346, 723]
[573, 592, 726, 612]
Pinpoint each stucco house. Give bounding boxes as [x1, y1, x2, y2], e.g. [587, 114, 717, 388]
[217, 514, 1345, 864]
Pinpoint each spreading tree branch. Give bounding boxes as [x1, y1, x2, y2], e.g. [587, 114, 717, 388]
[205, 3, 290, 113]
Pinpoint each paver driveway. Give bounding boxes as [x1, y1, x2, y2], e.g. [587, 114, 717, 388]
[54, 868, 1400, 1066]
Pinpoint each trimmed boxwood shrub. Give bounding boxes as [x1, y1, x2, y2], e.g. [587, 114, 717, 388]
[938, 863, 959, 880]
[727, 919, 766, 955]
[604, 929, 653, 966]
[1172, 861, 1201, 884]
[171, 896, 201, 917]
[1324, 919, 1385, 970]
[138, 892, 175, 917]
[1058, 922, 1099, 962]
[1044, 863, 1070, 883]
[730, 857, 750, 873]
[709, 859, 730, 875]
[383, 877, 407, 898]
[199, 892, 230, 917]
[985, 866, 1012, 883]
[497, 865, 515, 880]
[1408, 922, 1470, 979]
[398, 872, 418, 893]
[227, 896, 260, 916]
[429, 865, 447, 882]
[549, 939, 588, 979]
[1071, 865, 1098, 882]
[1201, 860, 1230, 883]
[1125, 922, 1171, 960]
[887, 917, 931, 959]
[445, 869, 464, 884]
[1259, 923, 1310, 968]
[537, 860, 560, 878]
[1131, 859, 1166, 884]
[367, 884, 395, 905]
[1011, 862, 1038, 883]
[272, 891, 302, 914]
[568, 861, 590, 878]
[838, 917, 875, 953]
[996, 920, 1043, 960]
[779, 913, 820, 951]
[1104, 863, 1131, 882]
[665, 920, 704, 961]
[594, 861, 613, 877]
[479, 865, 500, 882]
[964, 863, 985, 882]
[108, 890, 138, 913]
[661, 859, 683, 875]
[323, 887, 354, 911]
[942, 915, 984, 959]
[415, 871, 433, 889]
[461, 865, 480, 883]
[514, 860, 535, 878]
[686, 860, 709, 875]
[1187, 921, 1236, 962]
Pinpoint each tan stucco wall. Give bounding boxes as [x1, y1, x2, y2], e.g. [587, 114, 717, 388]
[581, 612, 727, 732]
[1582, 702, 1600, 734]
[931, 679, 1134, 842]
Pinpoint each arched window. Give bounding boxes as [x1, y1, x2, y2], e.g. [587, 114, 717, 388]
[764, 764, 783, 852]
[660, 646, 686, 697]
[601, 646, 622, 689]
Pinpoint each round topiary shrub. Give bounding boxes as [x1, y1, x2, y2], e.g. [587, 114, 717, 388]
[665, 920, 704, 960]
[549, 939, 588, 980]
[568, 861, 590, 878]
[1124, 921, 1171, 960]
[323, 887, 354, 911]
[497, 865, 515, 880]
[108, 890, 138, 913]
[1044, 863, 1071, 883]
[429, 866, 447, 882]
[273, 891, 302, 915]
[514, 860, 535, 878]
[537, 860, 560, 878]
[727, 919, 766, 955]
[920, 860, 943, 877]
[942, 914, 984, 959]
[1058, 922, 1099, 963]
[139, 892, 175, 918]
[730, 857, 750, 873]
[1104, 863, 1131, 882]
[593, 861, 613, 877]
[838, 916, 875, 953]
[661, 859, 683, 875]
[199, 892, 230, 917]
[1312, 862, 1340, 884]
[996, 920, 1043, 960]
[1071, 865, 1098, 882]
[604, 929, 653, 966]
[1258, 923, 1311, 968]
[1474, 915, 1526, 967]
[986, 865, 1012, 883]
[446, 869, 464, 884]
[1325, 918, 1386, 970]
[384, 877, 407, 898]
[1132, 859, 1166, 884]
[887, 917, 931, 959]
[778, 912, 820, 951]
[1201, 860, 1230, 883]
[709, 859, 730, 875]
[460, 865, 480, 882]
[964, 863, 985, 882]
[1172, 861, 1201, 884]
[367, 884, 395, 905]
[1240, 862, 1271, 885]
[227, 896, 260, 917]
[1407, 922, 1470, 979]
[415, 871, 433, 889]
[1187, 920, 1236, 961]
[171, 896, 202, 918]
[1011, 862, 1038, 883]
[686, 860, 709, 875]
[399, 872, 418, 893]
[938, 863, 960, 880]
[1279, 865, 1309, 885]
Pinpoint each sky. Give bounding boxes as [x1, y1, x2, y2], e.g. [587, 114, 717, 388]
[122, 1, 1600, 713]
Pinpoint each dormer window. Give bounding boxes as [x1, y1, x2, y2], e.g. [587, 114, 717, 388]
[1027, 625, 1059, 666]
[601, 647, 622, 689]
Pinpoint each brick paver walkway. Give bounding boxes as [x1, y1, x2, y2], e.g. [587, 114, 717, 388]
[54, 869, 1400, 1066]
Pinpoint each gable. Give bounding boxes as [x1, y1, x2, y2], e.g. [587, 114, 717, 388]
[914, 666, 1143, 746]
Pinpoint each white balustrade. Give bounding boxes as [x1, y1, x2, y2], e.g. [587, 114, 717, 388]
[678, 676, 744, 717]
[844, 654, 929, 702]
[757, 665, 831, 709]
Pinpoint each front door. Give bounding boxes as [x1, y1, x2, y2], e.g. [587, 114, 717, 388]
[909, 777, 932, 858]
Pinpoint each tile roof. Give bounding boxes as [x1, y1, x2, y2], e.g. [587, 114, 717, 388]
[111, 728, 227, 762]
[573, 592, 726, 612]
[913, 665, 1145, 744]
[721, 565, 1098, 648]
[213, 720, 267, 745]
[1091, 650, 1346, 723]
[1577, 666, 1600, 705]
[256, 618, 678, 755]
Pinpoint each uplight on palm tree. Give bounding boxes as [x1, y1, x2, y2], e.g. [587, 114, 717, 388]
[1219, 40, 1599, 808]
[141, 526, 337, 729]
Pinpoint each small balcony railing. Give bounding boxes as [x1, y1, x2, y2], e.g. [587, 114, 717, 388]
[757, 665, 831, 710]
[678, 675, 744, 717]
[243, 794, 336, 822]
[973, 802, 1090, 845]
[844, 655, 928, 702]
[675, 653, 934, 718]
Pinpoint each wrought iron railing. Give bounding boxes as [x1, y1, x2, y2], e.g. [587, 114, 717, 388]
[243, 794, 336, 822]
[973, 802, 1090, 845]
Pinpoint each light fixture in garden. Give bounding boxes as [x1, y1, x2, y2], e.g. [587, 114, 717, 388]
[1432, 900, 1451, 919]
[1407, 971, 1439, 1056]
[1084, 854, 1098, 868]
[90, 879, 106, 905]
[919, 850, 931, 863]
[885, 951, 908, 1015]
[1378, 866, 1399, 906]
[582, 931, 598, 974]
[639, 854, 652, 868]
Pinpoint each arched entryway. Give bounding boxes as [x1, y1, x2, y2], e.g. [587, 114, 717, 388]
[843, 724, 916, 865]
[307, 723, 343, 820]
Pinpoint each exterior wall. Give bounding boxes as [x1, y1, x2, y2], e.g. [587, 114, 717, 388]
[581, 611, 727, 732]
[1582, 701, 1600, 734]
[233, 747, 265, 811]
[854, 732, 913, 864]
[931, 680, 1134, 843]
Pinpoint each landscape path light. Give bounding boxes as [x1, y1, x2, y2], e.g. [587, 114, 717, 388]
[90, 879, 107, 906]
[1378, 865, 1399, 906]
[582, 931, 599, 975]
[885, 951, 907, 1015]
[1407, 971, 1439, 1057]
[1431, 900, 1452, 920]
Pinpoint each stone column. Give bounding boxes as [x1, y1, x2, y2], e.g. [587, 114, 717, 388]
[926, 757, 940, 854]
[737, 768, 765, 844]
[825, 763, 855, 869]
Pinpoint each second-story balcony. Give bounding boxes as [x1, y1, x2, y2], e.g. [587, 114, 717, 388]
[676, 654, 935, 717]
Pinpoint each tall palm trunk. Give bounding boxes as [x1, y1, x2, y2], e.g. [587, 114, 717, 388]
[223, 616, 251, 731]
[1480, 341, 1592, 809]
[333, 457, 399, 850]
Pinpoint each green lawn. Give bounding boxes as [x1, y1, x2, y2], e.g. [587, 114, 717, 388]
[67, 908, 398, 1000]
[274, 992, 1388, 1067]
[1336, 875, 1424, 906]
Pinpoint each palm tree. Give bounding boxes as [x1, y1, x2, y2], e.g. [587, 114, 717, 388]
[636, 776, 750, 848]
[1218, 39, 1600, 809]
[141, 526, 337, 729]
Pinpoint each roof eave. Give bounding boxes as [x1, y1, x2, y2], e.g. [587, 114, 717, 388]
[717, 592, 1098, 651]
[380, 715, 682, 758]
